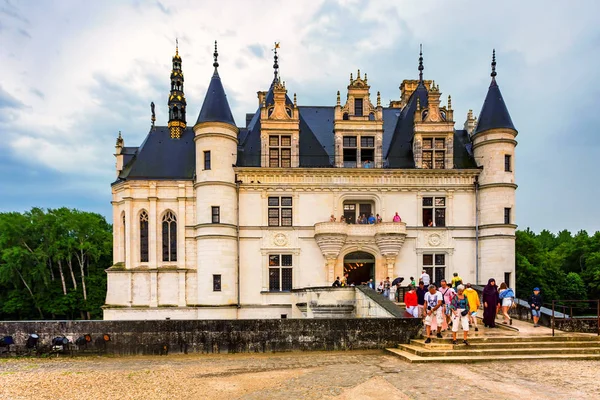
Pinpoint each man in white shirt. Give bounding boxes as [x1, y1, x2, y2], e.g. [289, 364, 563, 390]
[420, 270, 430, 286]
[423, 284, 444, 343]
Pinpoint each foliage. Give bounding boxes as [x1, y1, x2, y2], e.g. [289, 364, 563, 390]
[0, 208, 111, 320]
[515, 228, 600, 304]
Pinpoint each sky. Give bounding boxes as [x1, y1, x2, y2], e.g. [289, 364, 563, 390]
[0, 0, 599, 233]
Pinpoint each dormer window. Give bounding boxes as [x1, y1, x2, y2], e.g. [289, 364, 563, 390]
[269, 135, 291, 167]
[354, 98, 363, 116]
[422, 138, 445, 169]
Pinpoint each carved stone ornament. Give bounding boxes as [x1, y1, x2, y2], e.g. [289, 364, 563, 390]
[273, 233, 288, 247]
[427, 233, 442, 247]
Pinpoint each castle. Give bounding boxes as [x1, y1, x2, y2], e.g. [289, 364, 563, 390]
[104, 42, 517, 320]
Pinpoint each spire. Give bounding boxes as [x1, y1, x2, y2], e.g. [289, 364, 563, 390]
[273, 42, 280, 81]
[196, 41, 236, 127]
[474, 50, 516, 134]
[213, 40, 219, 70]
[168, 40, 187, 139]
[151, 101, 156, 128]
[418, 44, 424, 82]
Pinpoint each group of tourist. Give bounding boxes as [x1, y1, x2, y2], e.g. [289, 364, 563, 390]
[401, 275, 525, 345]
[329, 212, 403, 224]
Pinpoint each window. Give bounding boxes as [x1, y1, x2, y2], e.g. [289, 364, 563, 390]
[422, 197, 446, 227]
[213, 274, 221, 292]
[140, 210, 149, 262]
[343, 201, 374, 224]
[354, 98, 363, 116]
[504, 272, 511, 288]
[504, 154, 511, 172]
[422, 138, 446, 169]
[268, 135, 292, 167]
[343, 135, 375, 167]
[423, 253, 446, 286]
[504, 207, 511, 225]
[162, 211, 177, 262]
[269, 254, 293, 291]
[211, 206, 220, 224]
[268, 196, 292, 227]
[204, 151, 211, 170]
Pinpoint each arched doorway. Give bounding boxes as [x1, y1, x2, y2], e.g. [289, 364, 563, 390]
[343, 251, 375, 286]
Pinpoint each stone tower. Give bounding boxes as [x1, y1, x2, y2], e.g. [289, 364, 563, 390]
[471, 50, 518, 287]
[193, 42, 239, 306]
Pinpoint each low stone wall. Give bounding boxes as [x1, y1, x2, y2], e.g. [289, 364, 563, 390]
[0, 319, 421, 355]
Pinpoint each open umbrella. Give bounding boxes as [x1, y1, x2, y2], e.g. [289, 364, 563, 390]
[391, 277, 404, 286]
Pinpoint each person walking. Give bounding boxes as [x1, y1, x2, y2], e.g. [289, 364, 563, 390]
[404, 285, 419, 317]
[530, 287, 543, 327]
[498, 282, 515, 325]
[416, 281, 427, 318]
[420, 270, 430, 286]
[482, 278, 500, 328]
[464, 283, 481, 332]
[439, 279, 456, 330]
[448, 285, 470, 345]
[424, 284, 444, 343]
[383, 277, 391, 298]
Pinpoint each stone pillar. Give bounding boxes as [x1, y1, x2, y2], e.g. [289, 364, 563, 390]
[125, 200, 133, 269]
[149, 196, 157, 267]
[326, 257, 336, 283]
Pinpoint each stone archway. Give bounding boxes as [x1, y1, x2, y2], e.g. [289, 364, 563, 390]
[343, 251, 375, 286]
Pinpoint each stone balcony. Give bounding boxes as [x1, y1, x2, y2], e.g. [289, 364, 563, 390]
[314, 221, 408, 280]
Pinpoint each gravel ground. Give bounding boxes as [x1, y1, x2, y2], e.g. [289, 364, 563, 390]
[0, 351, 597, 400]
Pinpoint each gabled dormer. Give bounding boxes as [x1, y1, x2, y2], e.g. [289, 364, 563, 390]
[334, 70, 383, 168]
[260, 44, 300, 168]
[412, 82, 455, 169]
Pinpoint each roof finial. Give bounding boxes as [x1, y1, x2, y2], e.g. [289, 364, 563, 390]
[336, 90, 341, 106]
[176, 38, 179, 56]
[491, 48, 497, 79]
[377, 91, 381, 107]
[293, 93, 297, 107]
[418, 44, 424, 82]
[357, 69, 361, 79]
[273, 42, 280, 81]
[213, 40, 219, 69]
[151, 101, 156, 127]
[364, 72, 367, 83]
[116, 131, 123, 147]
[350, 72, 353, 83]
[447, 95, 452, 109]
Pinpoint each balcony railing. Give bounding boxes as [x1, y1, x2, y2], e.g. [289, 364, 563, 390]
[314, 221, 407, 237]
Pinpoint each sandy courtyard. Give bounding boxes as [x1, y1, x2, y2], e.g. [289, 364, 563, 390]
[0, 350, 598, 400]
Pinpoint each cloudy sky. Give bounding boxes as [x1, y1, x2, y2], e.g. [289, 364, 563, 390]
[1, 0, 599, 233]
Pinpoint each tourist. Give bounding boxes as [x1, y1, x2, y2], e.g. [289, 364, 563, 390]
[393, 212, 401, 222]
[356, 216, 362, 224]
[448, 285, 470, 345]
[427, 219, 434, 227]
[340, 215, 346, 223]
[424, 284, 444, 343]
[367, 278, 375, 290]
[416, 281, 427, 318]
[342, 272, 349, 287]
[383, 277, 391, 298]
[368, 213, 376, 224]
[363, 160, 372, 168]
[329, 215, 336, 222]
[482, 278, 499, 328]
[439, 279, 456, 330]
[420, 269, 430, 286]
[530, 287, 543, 327]
[332, 277, 341, 287]
[376, 214, 382, 224]
[404, 285, 419, 317]
[361, 214, 368, 224]
[464, 283, 481, 332]
[498, 282, 515, 325]
[410, 276, 416, 287]
[376, 281, 384, 293]
[451, 272, 463, 288]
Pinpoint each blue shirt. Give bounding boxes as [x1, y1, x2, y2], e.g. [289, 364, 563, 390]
[368, 216, 376, 224]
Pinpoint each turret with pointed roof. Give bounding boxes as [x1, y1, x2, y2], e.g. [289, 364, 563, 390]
[474, 50, 516, 134]
[195, 41, 236, 128]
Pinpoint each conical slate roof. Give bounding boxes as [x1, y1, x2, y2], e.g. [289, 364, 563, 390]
[196, 69, 236, 127]
[474, 78, 515, 134]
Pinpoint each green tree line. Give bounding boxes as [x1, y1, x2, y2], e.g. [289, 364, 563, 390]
[0, 207, 598, 320]
[0, 208, 111, 320]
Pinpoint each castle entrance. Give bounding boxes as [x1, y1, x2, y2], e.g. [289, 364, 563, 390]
[343, 251, 375, 286]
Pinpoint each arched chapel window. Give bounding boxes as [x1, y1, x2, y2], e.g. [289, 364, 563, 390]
[162, 211, 177, 262]
[140, 210, 149, 262]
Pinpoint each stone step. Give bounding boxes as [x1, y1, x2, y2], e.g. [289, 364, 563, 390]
[408, 340, 600, 350]
[411, 335, 600, 344]
[397, 343, 600, 357]
[385, 348, 600, 363]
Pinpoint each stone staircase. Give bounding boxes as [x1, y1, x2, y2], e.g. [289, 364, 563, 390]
[386, 335, 600, 363]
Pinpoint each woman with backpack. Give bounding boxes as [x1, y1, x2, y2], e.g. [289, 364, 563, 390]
[498, 282, 515, 325]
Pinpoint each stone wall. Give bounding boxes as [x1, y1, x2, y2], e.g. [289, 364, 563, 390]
[0, 319, 421, 355]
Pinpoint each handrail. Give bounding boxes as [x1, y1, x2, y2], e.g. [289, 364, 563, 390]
[551, 299, 600, 337]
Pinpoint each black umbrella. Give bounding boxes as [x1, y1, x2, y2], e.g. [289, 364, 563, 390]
[392, 277, 404, 286]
